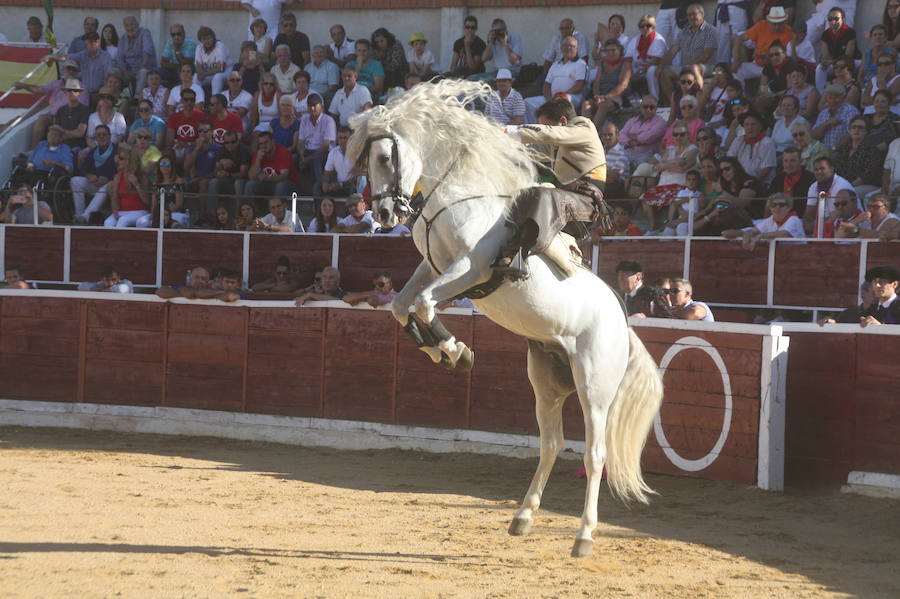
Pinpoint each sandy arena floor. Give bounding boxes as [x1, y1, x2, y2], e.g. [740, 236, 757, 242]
[0, 426, 897, 599]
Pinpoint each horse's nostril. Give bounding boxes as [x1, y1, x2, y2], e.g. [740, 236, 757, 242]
[380, 209, 391, 221]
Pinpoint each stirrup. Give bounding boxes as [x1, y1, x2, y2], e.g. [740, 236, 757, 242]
[491, 248, 530, 280]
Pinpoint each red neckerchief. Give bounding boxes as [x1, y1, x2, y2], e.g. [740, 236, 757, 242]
[773, 210, 797, 227]
[825, 24, 849, 42]
[744, 131, 766, 146]
[637, 32, 656, 59]
[782, 170, 802, 195]
[604, 56, 624, 69]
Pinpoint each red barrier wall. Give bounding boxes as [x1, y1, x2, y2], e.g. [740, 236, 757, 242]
[0, 294, 793, 488]
[784, 330, 900, 484]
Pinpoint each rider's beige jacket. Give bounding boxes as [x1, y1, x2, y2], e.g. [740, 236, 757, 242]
[515, 116, 607, 185]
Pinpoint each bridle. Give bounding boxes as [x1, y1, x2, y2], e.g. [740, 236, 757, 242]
[359, 133, 416, 216]
[360, 132, 508, 275]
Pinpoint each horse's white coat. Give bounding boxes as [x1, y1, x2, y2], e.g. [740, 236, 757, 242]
[349, 80, 664, 557]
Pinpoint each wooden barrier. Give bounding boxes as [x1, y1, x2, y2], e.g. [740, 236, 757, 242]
[4, 224, 900, 313]
[0, 291, 796, 490]
[781, 324, 900, 485]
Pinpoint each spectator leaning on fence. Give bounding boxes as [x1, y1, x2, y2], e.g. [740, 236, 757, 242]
[77, 265, 133, 293]
[342, 271, 398, 308]
[666, 278, 715, 321]
[2, 264, 33, 290]
[156, 266, 240, 302]
[333, 194, 377, 234]
[294, 266, 346, 305]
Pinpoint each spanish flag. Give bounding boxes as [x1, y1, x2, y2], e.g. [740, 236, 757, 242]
[0, 44, 57, 108]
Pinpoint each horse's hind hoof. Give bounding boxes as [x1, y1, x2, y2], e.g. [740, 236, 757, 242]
[508, 517, 533, 536]
[571, 538, 593, 558]
[457, 346, 475, 372]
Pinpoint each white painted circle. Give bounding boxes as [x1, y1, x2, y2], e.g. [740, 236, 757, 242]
[653, 336, 733, 472]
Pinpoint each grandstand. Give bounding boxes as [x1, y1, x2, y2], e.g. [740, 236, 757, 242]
[0, 0, 900, 322]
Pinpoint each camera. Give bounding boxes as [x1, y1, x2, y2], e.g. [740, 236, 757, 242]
[646, 287, 675, 318]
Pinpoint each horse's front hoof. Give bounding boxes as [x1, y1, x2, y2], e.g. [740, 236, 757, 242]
[438, 353, 455, 371]
[457, 346, 475, 372]
[508, 517, 533, 536]
[571, 538, 593, 558]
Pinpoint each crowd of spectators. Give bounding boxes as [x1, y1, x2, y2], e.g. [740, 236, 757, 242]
[4, 3, 900, 324]
[8, 3, 900, 240]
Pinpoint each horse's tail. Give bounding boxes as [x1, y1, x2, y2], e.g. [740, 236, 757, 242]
[604, 327, 664, 504]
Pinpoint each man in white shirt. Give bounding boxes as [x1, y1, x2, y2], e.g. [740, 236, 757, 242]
[334, 193, 377, 234]
[271, 44, 301, 94]
[257, 196, 304, 232]
[305, 45, 341, 104]
[524, 37, 586, 123]
[804, 155, 856, 234]
[327, 24, 356, 69]
[298, 94, 336, 191]
[329, 68, 373, 126]
[322, 126, 359, 196]
[727, 112, 777, 185]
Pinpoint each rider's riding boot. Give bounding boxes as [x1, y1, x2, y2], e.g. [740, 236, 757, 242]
[492, 221, 536, 279]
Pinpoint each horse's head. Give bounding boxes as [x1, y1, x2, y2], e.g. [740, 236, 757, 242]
[364, 133, 423, 229]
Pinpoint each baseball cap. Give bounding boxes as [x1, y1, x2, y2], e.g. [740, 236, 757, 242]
[496, 68, 513, 80]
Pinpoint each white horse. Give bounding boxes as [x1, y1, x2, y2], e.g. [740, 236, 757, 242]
[348, 80, 664, 558]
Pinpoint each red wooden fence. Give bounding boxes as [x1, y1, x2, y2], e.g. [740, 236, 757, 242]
[0, 293, 796, 489]
[5, 225, 900, 311]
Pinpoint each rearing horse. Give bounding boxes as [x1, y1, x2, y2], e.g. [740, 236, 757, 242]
[348, 80, 663, 557]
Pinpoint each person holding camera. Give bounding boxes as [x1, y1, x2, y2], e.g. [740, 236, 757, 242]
[0, 184, 53, 225]
[666, 278, 715, 321]
[481, 18, 523, 81]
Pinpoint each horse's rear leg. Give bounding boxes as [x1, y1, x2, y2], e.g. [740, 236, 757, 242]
[509, 341, 574, 536]
[569, 347, 627, 558]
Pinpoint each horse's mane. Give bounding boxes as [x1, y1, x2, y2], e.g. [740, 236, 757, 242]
[348, 79, 538, 200]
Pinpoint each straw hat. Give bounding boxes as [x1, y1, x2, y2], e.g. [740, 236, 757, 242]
[408, 32, 427, 45]
[767, 7, 788, 24]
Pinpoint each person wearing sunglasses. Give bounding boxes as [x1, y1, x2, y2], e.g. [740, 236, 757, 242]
[665, 278, 714, 322]
[860, 50, 900, 114]
[165, 89, 205, 154]
[342, 271, 398, 307]
[722, 193, 804, 250]
[619, 94, 668, 167]
[856, 193, 900, 240]
[159, 23, 197, 87]
[815, 7, 860, 92]
[624, 14, 667, 101]
[449, 16, 486, 77]
[823, 188, 865, 238]
[128, 99, 166, 148]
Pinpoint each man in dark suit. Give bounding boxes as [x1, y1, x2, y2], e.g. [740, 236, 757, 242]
[616, 260, 656, 316]
[860, 265, 900, 326]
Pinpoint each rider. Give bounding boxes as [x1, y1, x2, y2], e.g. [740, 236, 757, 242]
[495, 96, 607, 273]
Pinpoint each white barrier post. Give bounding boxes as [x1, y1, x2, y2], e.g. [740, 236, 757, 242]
[159, 188, 166, 229]
[816, 191, 826, 239]
[291, 192, 298, 230]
